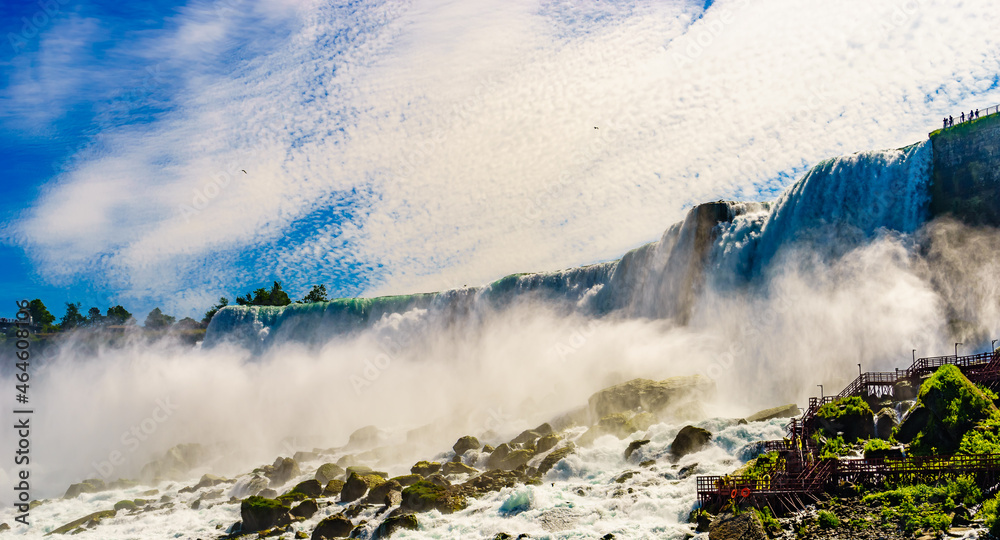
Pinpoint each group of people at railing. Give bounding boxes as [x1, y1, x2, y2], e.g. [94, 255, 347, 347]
[943, 107, 991, 129]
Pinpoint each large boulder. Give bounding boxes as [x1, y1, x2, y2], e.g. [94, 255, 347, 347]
[744, 404, 800, 423]
[283, 479, 323, 500]
[896, 365, 998, 454]
[442, 461, 478, 476]
[240, 496, 290, 532]
[400, 480, 467, 514]
[362, 479, 402, 505]
[498, 449, 534, 471]
[578, 414, 639, 446]
[266, 457, 301, 487]
[536, 444, 575, 475]
[410, 461, 441, 477]
[64, 479, 107, 499]
[453, 436, 480, 455]
[875, 407, 898, 440]
[536, 434, 561, 453]
[708, 511, 767, 540]
[373, 513, 418, 539]
[315, 463, 345, 485]
[290, 499, 318, 520]
[486, 444, 513, 470]
[587, 375, 715, 421]
[312, 514, 353, 540]
[670, 426, 712, 459]
[340, 472, 386, 503]
[48, 510, 117, 535]
[815, 396, 874, 443]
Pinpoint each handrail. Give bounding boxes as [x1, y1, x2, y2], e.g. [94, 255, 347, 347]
[939, 104, 1000, 130]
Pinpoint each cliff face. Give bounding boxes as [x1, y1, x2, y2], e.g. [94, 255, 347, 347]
[930, 113, 1000, 226]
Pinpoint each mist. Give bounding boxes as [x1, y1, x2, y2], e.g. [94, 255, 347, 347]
[3, 214, 998, 505]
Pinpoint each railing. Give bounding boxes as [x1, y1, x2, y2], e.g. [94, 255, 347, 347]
[906, 352, 997, 376]
[940, 104, 1000, 130]
[837, 371, 900, 399]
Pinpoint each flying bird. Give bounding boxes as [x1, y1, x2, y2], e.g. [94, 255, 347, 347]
[241, 170, 247, 174]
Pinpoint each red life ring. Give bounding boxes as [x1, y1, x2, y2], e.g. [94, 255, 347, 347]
[741, 487, 751, 498]
[730, 489, 738, 499]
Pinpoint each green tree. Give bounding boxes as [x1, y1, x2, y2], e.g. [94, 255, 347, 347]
[144, 308, 176, 329]
[26, 299, 57, 332]
[236, 281, 292, 307]
[86, 307, 104, 325]
[298, 284, 328, 304]
[203, 297, 229, 324]
[105, 305, 133, 325]
[59, 302, 86, 330]
[174, 317, 200, 330]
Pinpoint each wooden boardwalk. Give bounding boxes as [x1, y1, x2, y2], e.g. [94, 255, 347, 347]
[697, 348, 1000, 511]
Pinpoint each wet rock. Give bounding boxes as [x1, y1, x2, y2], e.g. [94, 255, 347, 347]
[630, 412, 658, 431]
[499, 449, 534, 471]
[483, 444, 496, 453]
[363, 480, 402, 505]
[410, 461, 441, 477]
[624, 440, 651, 460]
[511, 429, 541, 446]
[283, 479, 323, 500]
[442, 461, 478, 476]
[587, 376, 715, 420]
[536, 434, 561, 453]
[340, 472, 386, 503]
[615, 471, 637, 483]
[390, 474, 423, 487]
[240, 496, 290, 533]
[194, 473, 226, 490]
[373, 513, 418, 539]
[311, 514, 353, 540]
[536, 445, 575, 475]
[744, 404, 800, 422]
[113, 500, 137, 512]
[816, 397, 875, 443]
[426, 474, 451, 488]
[400, 480, 467, 514]
[322, 480, 345, 497]
[259, 488, 278, 499]
[48, 510, 116, 535]
[708, 510, 766, 540]
[344, 465, 374, 477]
[290, 499, 318, 520]
[578, 414, 638, 445]
[266, 457, 301, 488]
[63, 479, 107, 499]
[639, 459, 655, 467]
[487, 443, 513, 469]
[315, 463, 346, 485]
[453, 436, 480, 455]
[678, 463, 699, 479]
[875, 407, 899, 440]
[670, 426, 712, 459]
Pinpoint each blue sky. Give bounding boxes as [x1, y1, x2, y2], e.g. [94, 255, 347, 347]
[2, 0, 999, 321]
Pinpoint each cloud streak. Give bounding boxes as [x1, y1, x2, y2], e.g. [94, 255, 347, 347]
[9, 0, 1000, 315]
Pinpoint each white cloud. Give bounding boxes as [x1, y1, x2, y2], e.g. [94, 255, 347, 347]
[13, 0, 1000, 315]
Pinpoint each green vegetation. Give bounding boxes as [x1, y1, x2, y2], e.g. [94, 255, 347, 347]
[981, 493, 1000, 536]
[861, 476, 980, 535]
[862, 438, 893, 457]
[59, 302, 86, 330]
[815, 435, 853, 459]
[817, 396, 873, 421]
[144, 308, 176, 329]
[738, 451, 780, 481]
[756, 507, 781, 535]
[202, 297, 229, 324]
[236, 280, 292, 307]
[909, 364, 998, 455]
[298, 284, 329, 303]
[817, 510, 840, 528]
[26, 299, 57, 332]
